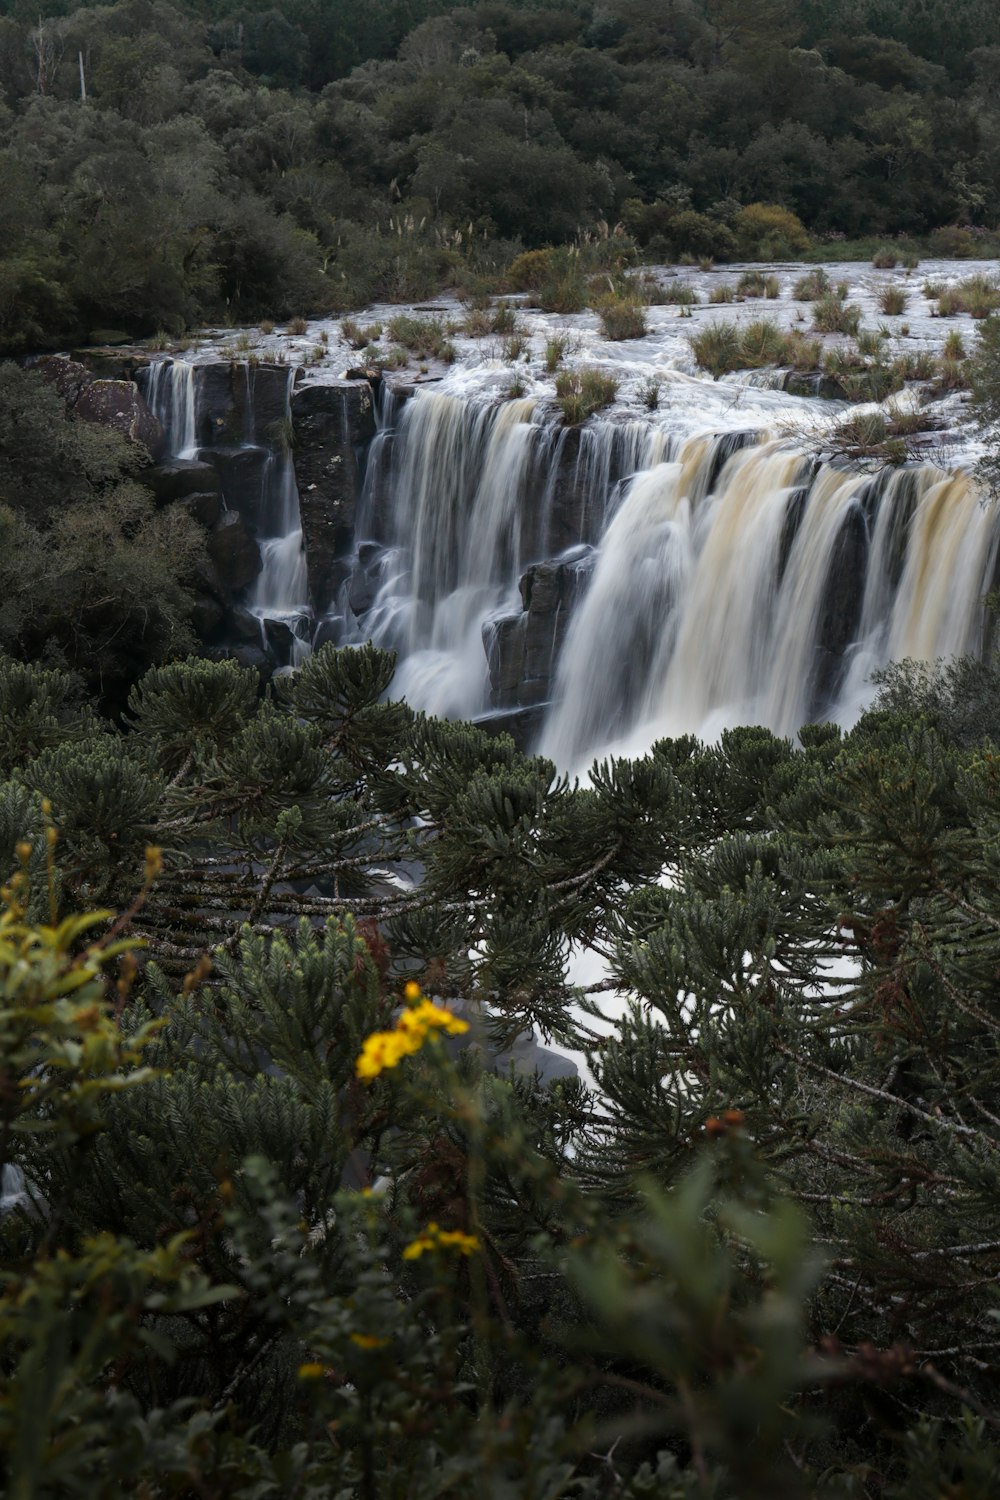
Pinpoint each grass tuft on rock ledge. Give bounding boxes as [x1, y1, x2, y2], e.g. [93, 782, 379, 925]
[690, 319, 820, 378]
[554, 366, 619, 423]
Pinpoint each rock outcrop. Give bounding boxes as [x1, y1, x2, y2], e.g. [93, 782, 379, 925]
[74, 379, 165, 456]
[483, 548, 594, 711]
[207, 512, 262, 593]
[291, 379, 376, 612]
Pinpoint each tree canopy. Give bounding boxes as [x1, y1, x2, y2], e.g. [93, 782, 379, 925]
[2, 638, 1000, 1492]
[2, 0, 1000, 347]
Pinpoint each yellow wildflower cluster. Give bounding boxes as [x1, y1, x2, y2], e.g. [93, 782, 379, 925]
[402, 1222, 480, 1260]
[350, 1332, 389, 1350]
[355, 984, 469, 1082]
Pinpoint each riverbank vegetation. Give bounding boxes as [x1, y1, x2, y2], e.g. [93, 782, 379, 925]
[4, 0, 1000, 349]
[4, 636, 1000, 1493]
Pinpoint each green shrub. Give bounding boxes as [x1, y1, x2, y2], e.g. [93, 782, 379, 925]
[872, 247, 898, 269]
[664, 209, 738, 262]
[944, 330, 967, 359]
[554, 365, 618, 423]
[709, 283, 735, 304]
[734, 202, 810, 259]
[506, 248, 552, 291]
[928, 224, 982, 258]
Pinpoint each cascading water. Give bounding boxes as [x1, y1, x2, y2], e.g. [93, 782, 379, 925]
[142, 351, 1000, 762]
[143, 357, 311, 663]
[349, 392, 563, 718]
[246, 370, 309, 655]
[144, 357, 197, 458]
[540, 439, 999, 765]
[346, 392, 676, 720]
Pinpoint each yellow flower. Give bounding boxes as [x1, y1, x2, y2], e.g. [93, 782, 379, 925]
[402, 1221, 480, 1260]
[355, 998, 468, 1081]
[403, 979, 422, 1002]
[350, 1332, 389, 1350]
[297, 1362, 327, 1380]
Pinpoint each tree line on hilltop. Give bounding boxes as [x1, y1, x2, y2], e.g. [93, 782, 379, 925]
[2, 0, 1000, 348]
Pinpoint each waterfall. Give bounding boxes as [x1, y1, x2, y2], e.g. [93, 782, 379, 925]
[352, 392, 565, 718]
[247, 370, 309, 647]
[541, 440, 999, 765]
[144, 358, 311, 663]
[143, 358, 197, 458]
[348, 393, 677, 721]
[141, 357, 1000, 756]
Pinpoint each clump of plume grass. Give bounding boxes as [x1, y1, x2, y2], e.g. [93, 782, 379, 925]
[544, 335, 571, 372]
[812, 295, 861, 335]
[689, 319, 819, 377]
[792, 268, 830, 301]
[879, 287, 908, 316]
[658, 281, 699, 306]
[736, 270, 780, 299]
[935, 275, 1000, 319]
[596, 295, 648, 340]
[341, 318, 383, 349]
[640, 374, 662, 410]
[554, 366, 619, 423]
[385, 314, 456, 361]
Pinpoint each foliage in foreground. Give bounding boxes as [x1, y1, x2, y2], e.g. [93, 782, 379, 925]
[1, 642, 1000, 1493]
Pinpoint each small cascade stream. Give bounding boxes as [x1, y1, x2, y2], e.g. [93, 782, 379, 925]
[144, 357, 197, 457]
[141, 358, 311, 663]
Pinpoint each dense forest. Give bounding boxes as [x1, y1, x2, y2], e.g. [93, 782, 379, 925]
[3, 0, 1000, 348]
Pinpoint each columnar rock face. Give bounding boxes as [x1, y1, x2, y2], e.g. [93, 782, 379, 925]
[207, 512, 262, 592]
[291, 379, 376, 612]
[483, 549, 594, 711]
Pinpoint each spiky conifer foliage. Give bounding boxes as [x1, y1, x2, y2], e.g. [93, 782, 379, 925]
[3, 643, 1000, 1494]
